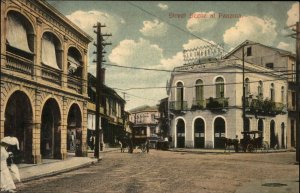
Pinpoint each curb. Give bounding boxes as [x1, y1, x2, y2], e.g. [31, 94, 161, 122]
[17, 159, 98, 183]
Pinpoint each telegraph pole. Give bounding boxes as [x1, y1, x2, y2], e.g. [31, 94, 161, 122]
[93, 22, 111, 160]
[242, 46, 246, 132]
[294, 0, 300, 164]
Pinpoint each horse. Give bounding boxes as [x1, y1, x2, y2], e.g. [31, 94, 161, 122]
[224, 137, 239, 153]
[117, 136, 133, 153]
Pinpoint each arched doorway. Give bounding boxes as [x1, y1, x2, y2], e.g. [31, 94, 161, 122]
[214, 117, 225, 149]
[270, 120, 276, 148]
[258, 119, 264, 138]
[40, 99, 61, 159]
[281, 122, 285, 148]
[176, 119, 185, 148]
[194, 118, 205, 148]
[67, 104, 82, 156]
[4, 91, 33, 163]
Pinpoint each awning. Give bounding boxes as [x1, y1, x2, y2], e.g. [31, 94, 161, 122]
[42, 35, 60, 70]
[67, 55, 80, 73]
[6, 14, 32, 53]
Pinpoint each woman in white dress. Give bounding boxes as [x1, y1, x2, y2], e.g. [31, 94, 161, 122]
[1, 142, 17, 193]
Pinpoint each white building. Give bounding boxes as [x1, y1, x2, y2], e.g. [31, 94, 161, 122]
[167, 58, 288, 149]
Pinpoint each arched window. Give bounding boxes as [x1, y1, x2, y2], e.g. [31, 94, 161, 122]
[215, 77, 224, 98]
[258, 81, 263, 98]
[6, 11, 34, 60]
[245, 78, 250, 97]
[67, 47, 82, 77]
[270, 83, 275, 102]
[195, 79, 204, 101]
[281, 86, 285, 104]
[176, 82, 183, 101]
[41, 32, 62, 70]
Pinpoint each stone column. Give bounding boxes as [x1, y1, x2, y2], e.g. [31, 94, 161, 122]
[35, 18, 42, 82]
[62, 36, 68, 88]
[82, 49, 88, 95]
[81, 101, 88, 157]
[1, 0, 7, 55]
[59, 122, 67, 160]
[33, 89, 42, 164]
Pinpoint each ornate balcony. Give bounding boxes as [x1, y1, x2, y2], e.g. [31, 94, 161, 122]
[206, 97, 229, 111]
[68, 76, 82, 94]
[169, 101, 188, 111]
[41, 64, 62, 85]
[246, 97, 286, 116]
[191, 99, 206, 110]
[6, 52, 33, 75]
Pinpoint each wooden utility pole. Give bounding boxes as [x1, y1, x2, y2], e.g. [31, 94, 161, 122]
[93, 22, 111, 160]
[296, 22, 300, 163]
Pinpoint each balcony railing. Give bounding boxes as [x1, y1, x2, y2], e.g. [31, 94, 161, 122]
[41, 64, 62, 85]
[6, 52, 33, 75]
[68, 76, 82, 94]
[206, 97, 229, 110]
[169, 101, 188, 111]
[191, 99, 206, 110]
[246, 97, 286, 116]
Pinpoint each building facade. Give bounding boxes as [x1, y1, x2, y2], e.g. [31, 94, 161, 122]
[87, 73, 126, 149]
[225, 40, 297, 149]
[129, 105, 160, 144]
[167, 58, 288, 149]
[1, 0, 92, 163]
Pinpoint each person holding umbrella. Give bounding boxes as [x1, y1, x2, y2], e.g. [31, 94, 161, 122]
[1, 136, 20, 193]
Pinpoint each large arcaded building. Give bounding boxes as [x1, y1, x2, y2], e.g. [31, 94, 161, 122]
[1, 0, 92, 163]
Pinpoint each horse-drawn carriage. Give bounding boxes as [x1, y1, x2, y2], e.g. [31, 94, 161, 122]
[117, 134, 149, 153]
[240, 131, 269, 152]
[224, 131, 269, 153]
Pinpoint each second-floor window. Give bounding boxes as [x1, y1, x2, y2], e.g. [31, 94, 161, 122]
[246, 47, 252, 56]
[6, 11, 34, 60]
[215, 77, 224, 98]
[195, 79, 204, 101]
[270, 83, 275, 102]
[245, 78, 250, 97]
[292, 63, 296, 82]
[258, 81, 263, 98]
[176, 82, 184, 101]
[281, 86, 285, 104]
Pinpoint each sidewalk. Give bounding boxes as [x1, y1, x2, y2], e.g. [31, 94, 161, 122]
[16, 148, 120, 183]
[169, 148, 290, 154]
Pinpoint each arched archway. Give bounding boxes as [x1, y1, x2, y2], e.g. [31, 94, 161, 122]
[4, 91, 33, 163]
[258, 119, 264, 138]
[67, 103, 82, 156]
[214, 117, 226, 149]
[270, 120, 276, 148]
[40, 98, 61, 159]
[194, 118, 205, 148]
[176, 119, 185, 148]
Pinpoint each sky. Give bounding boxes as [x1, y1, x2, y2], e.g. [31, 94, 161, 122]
[48, 1, 299, 111]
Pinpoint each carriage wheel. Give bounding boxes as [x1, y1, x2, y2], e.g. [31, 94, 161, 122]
[247, 144, 254, 153]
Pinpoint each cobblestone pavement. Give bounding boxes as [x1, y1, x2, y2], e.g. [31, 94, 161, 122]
[16, 150, 298, 193]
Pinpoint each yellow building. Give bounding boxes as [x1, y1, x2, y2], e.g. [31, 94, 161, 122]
[1, 0, 92, 164]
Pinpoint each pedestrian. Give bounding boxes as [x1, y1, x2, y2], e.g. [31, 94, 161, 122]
[1, 138, 19, 193]
[145, 138, 150, 153]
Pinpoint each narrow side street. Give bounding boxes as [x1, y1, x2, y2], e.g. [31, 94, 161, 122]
[16, 151, 298, 193]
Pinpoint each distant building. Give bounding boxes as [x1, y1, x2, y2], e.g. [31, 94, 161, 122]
[224, 40, 296, 149]
[87, 73, 126, 149]
[129, 105, 160, 144]
[167, 56, 288, 149]
[1, 0, 92, 163]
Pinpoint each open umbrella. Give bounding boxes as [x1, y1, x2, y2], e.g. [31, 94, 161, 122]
[1, 136, 20, 150]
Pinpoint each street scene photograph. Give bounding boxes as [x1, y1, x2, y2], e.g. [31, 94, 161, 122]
[0, 0, 299, 193]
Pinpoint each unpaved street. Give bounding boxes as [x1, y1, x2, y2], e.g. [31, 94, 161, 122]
[17, 150, 298, 193]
